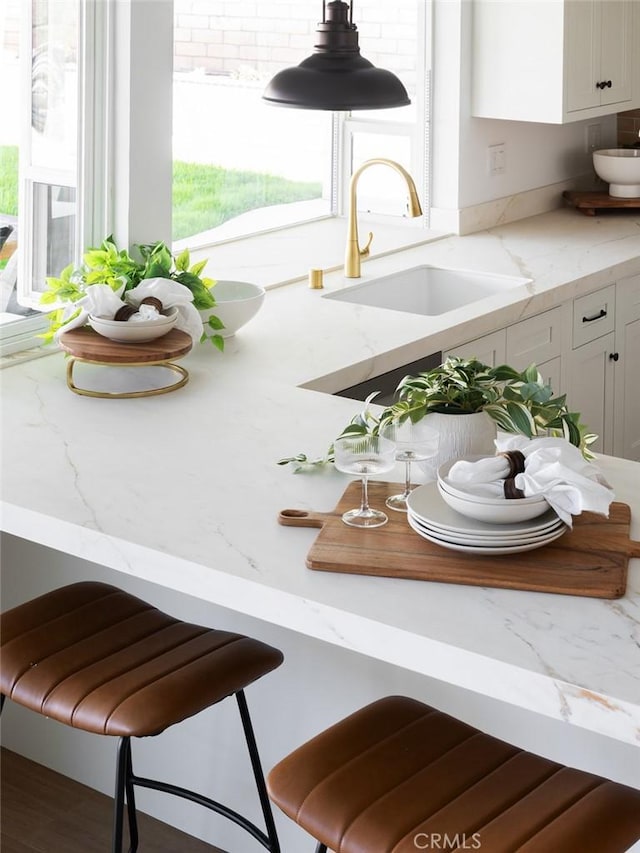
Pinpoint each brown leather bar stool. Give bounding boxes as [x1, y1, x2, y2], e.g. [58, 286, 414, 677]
[0, 581, 284, 852]
[267, 695, 640, 853]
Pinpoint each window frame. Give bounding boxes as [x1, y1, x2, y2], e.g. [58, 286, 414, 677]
[15, 0, 112, 311]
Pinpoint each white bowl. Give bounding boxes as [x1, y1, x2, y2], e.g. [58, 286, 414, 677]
[437, 481, 549, 523]
[202, 280, 265, 338]
[438, 456, 546, 507]
[88, 307, 178, 343]
[593, 148, 640, 198]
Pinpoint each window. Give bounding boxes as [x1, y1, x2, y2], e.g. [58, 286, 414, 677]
[172, 0, 426, 250]
[2, 0, 430, 358]
[1, 0, 109, 356]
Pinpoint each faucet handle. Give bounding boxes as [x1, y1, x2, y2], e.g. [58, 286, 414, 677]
[359, 231, 374, 259]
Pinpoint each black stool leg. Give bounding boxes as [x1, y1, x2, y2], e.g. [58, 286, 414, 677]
[113, 737, 128, 853]
[315, 844, 328, 853]
[113, 737, 139, 853]
[236, 690, 281, 853]
[125, 740, 139, 851]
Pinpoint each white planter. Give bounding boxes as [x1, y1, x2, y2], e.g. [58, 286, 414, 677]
[417, 411, 497, 480]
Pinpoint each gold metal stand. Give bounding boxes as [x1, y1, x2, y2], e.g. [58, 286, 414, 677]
[59, 327, 193, 398]
[65, 357, 189, 398]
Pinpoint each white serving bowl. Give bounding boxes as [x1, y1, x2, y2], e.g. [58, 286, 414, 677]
[438, 456, 546, 507]
[593, 148, 640, 198]
[202, 280, 265, 338]
[436, 481, 549, 523]
[88, 307, 178, 343]
[437, 456, 549, 523]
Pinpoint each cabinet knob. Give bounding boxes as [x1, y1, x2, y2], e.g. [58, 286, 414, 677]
[596, 80, 613, 89]
[609, 352, 619, 362]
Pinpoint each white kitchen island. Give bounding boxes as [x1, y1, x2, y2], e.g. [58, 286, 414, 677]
[2, 207, 640, 851]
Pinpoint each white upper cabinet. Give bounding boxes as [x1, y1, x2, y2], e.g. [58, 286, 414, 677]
[472, 0, 638, 123]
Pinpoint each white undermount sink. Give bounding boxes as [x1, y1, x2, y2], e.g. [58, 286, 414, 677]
[323, 265, 531, 316]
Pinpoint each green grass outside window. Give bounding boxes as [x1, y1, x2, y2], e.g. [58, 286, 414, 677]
[0, 145, 321, 245]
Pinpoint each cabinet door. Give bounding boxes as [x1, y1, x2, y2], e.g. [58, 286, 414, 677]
[599, 0, 633, 107]
[566, 0, 632, 113]
[505, 308, 563, 382]
[566, 332, 615, 455]
[613, 275, 640, 461]
[443, 329, 506, 366]
[536, 356, 562, 397]
[566, 0, 600, 112]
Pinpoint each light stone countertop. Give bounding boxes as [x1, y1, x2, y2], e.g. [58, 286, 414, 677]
[1, 207, 640, 749]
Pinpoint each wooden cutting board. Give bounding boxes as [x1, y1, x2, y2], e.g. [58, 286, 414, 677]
[279, 481, 640, 599]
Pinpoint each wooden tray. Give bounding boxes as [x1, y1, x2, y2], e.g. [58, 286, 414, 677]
[59, 326, 192, 362]
[279, 481, 640, 599]
[563, 190, 640, 216]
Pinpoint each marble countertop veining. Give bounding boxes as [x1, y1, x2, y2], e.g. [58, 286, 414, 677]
[1, 207, 640, 747]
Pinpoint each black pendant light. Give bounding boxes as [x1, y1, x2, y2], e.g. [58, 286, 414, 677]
[262, 1, 410, 111]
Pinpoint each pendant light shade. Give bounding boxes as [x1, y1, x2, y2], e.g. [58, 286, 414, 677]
[262, 1, 410, 111]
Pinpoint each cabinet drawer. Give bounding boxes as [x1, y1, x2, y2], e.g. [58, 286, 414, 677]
[443, 329, 506, 366]
[506, 307, 562, 369]
[573, 285, 615, 348]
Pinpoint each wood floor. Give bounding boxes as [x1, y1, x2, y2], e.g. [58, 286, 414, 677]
[1, 748, 226, 853]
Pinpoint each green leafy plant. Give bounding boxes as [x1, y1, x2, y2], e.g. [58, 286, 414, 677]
[40, 236, 224, 350]
[279, 357, 596, 472]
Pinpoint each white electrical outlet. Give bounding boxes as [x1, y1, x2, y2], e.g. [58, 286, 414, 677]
[488, 143, 506, 176]
[586, 124, 602, 153]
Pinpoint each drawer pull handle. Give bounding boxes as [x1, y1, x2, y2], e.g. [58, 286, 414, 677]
[582, 308, 607, 323]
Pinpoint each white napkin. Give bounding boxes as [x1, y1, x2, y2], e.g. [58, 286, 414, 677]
[498, 436, 615, 527]
[126, 278, 203, 343]
[129, 302, 162, 323]
[54, 283, 126, 339]
[53, 278, 205, 344]
[446, 436, 615, 527]
[448, 455, 511, 485]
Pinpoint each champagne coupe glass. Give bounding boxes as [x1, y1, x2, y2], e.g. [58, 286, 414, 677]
[381, 420, 440, 511]
[333, 435, 397, 528]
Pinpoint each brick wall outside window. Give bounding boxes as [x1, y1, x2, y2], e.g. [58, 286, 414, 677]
[173, 0, 419, 92]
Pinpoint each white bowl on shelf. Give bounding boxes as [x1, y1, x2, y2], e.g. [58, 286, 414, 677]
[593, 148, 640, 198]
[202, 280, 265, 338]
[88, 307, 178, 343]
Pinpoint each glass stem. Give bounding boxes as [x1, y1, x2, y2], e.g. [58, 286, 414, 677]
[403, 460, 412, 497]
[360, 476, 371, 513]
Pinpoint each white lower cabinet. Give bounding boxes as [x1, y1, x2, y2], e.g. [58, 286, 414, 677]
[443, 276, 640, 460]
[613, 275, 640, 461]
[566, 275, 640, 459]
[444, 308, 564, 378]
[566, 331, 616, 455]
[443, 329, 505, 366]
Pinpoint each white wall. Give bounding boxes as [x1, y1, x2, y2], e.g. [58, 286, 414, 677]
[2, 533, 638, 853]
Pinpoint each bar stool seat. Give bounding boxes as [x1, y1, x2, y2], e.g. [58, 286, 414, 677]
[267, 695, 640, 853]
[1, 581, 284, 851]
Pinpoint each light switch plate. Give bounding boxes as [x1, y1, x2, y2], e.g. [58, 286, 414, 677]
[488, 143, 506, 176]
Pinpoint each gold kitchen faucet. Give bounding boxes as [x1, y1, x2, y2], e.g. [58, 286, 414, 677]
[344, 158, 423, 278]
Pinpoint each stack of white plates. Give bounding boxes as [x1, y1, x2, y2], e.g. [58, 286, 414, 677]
[406, 482, 567, 554]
